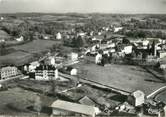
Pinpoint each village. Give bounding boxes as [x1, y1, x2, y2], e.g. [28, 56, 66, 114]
[0, 14, 166, 117]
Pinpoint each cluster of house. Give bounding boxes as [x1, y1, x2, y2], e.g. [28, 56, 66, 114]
[49, 89, 166, 117]
[43, 32, 62, 40]
[0, 51, 79, 82]
[85, 36, 133, 65]
[84, 34, 166, 67]
[50, 90, 142, 117]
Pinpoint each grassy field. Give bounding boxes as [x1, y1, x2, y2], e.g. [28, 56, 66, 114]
[0, 79, 124, 116]
[12, 39, 61, 53]
[0, 39, 62, 66]
[0, 51, 33, 66]
[0, 87, 55, 116]
[75, 62, 166, 96]
[154, 89, 166, 104]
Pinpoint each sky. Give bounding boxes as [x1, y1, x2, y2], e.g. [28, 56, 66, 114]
[0, 0, 166, 14]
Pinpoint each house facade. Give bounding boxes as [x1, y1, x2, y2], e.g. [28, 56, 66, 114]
[35, 65, 58, 80]
[158, 51, 166, 59]
[0, 66, 20, 80]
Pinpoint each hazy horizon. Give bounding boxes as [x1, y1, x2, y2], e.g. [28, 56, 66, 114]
[0, 0, 166, 14]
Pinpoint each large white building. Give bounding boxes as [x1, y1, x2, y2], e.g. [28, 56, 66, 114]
[35, 65, 58, 80]
[0, 66, 20, 80]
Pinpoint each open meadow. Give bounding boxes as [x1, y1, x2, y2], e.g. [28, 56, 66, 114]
[75, 62, 166, 96]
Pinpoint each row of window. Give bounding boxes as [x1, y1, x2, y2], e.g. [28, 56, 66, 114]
[36, 74, 55, 77]
[0, 74, 18, 80]
[36, 73, 55, 75]
[36, 70, 56, 72]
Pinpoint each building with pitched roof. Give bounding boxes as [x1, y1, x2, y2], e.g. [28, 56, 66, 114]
[50, 100, 100, 117]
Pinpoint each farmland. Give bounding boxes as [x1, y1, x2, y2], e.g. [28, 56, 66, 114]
[0, 87, 55, 116]
[75, 62, 166, 96]
[12, 39, 61, 53]
[0, 39, 62, 66]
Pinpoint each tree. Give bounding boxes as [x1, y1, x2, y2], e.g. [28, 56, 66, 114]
[0, 43, 6, 56]
[122, 37, 130, 44]
[72, 36, 84, 48]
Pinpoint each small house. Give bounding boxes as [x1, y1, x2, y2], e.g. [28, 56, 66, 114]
[56, 32, 62, 40]
[50, 100, 100, 117]
[16, 36, 24, 42]
[128, 90, 145, 107]
[158, 51, 166, 59]
[123, 46, 133, 54]
[60, 66, 78, 76]
[114, 27, 123, 33]
[68, 52, 78, 62]
[28, 61, 40, 72]
[0, 17, 4, 20]
[0, 39, 5, 43]
[95, 53, 102, 64]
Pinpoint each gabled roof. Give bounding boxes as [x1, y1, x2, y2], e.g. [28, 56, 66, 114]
[79, 96, 96, 106]
[35, 65, 56, 70]
[51, 100, 100, 116]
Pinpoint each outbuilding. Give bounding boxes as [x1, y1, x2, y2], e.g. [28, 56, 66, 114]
[50, 100, 100, 117]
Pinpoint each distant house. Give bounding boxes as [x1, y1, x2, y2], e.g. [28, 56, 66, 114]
[89, 31, 94, 36]
[56, 32, 62, 40]
[0, 66, 20, 80]
[0, 39, 5, 43]
[122, 45, 133, 54]
[50, 100, 100, 117]
[70, 68, 78, 76]
[0, 17, 4, 21]
[158, 51, 166, 59]
[77, 32, 86, 37]
[46, 56, 56, 66]
[43, 36, 50, 40]
[142, 40, 149, 46]
[107, 43, 116, 48]
[60, 66, 78, 76]
[95, 53, 102, 64]
[128, 90, 145, 107]
[34, 65, 58, 80]
[102, 27, 110, 31]
[28, 61, 40, 72]
[68, 52, 78, 62]
[114, 27, 123, 33]
[16, 36, 24, 42]
[158, 58, 166, 69]
[98, 32, 102, 36]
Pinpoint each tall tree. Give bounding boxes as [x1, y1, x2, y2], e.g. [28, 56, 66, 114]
[0, 43, 6, 56]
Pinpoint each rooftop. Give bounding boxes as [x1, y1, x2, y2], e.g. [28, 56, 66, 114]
[51, 100, 99, 116]
[36, 65, 56, 70]
[79, 96, 96, 106]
